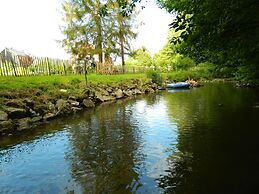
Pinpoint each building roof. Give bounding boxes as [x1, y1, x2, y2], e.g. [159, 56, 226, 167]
[0, 47, 29, 56]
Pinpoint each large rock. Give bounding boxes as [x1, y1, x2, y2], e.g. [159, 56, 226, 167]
[142, 87, 155, 94]
[151, 83, 158, 89]
[95, 92, 116, 102]
[68, 96, 77, 101]
[28, 109, 38, 117]
[104, 96, 116, 101]
[69, 100, 80, 107]
[147, 88, 155, 93]
[31, 116, 42, 123]
[95, 92, 105, 102]
[114, 89, 124, 99]
[23, 98, 34, 108]
[71, 107, 82, 112]
[0, 110, 8, 121]
[6, 99, 26, 109]
[0, 120, 13, 132]
[55, 99, 71, 115]
[106, 87, 113, 93]
[56, 99, 67, 109]
[132, 89, 142, 95]
[43, 113, 56, 121]
[17, 118, 31, 131]
[82, 99, 95, 108]
[97, 88, 109, 96]
[3, 107, 27, 119]
[34, 104, 48, 115]
[123, 90, 133, 97]
[127, 83, 136, 89]
[48, 102, 56, 112]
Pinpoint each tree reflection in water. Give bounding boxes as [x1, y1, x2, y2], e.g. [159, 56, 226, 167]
[2, 84, 258, 193]
[158, 84, 259, 194]
[65, 98, 155, 193]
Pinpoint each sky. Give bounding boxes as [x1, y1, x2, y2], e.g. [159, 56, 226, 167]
[0, 0, 174, 59]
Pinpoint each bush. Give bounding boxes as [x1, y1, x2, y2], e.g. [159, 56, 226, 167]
[191, 62, 214, 79]
[173, 55, 196, 70]
[146, 70, 163, 85]
[235, 65, 259, 81]
[212, 66, 235, 78]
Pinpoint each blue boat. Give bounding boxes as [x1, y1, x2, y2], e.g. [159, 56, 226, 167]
[166, 82, 191, 89]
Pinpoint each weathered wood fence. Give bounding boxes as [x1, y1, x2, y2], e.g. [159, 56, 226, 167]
[0, 55, 72, 76]
[0, 55, 147, 76]
[96, 62, 146, 74]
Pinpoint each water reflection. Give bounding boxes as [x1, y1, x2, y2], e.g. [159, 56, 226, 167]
[1, 84, 259, 193]
[65, 95, 178, 193]
[66, 101, 145, 193]
[158, 84, 259, 194]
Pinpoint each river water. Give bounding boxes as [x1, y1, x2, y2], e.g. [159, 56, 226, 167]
[1, 83, 259, 194]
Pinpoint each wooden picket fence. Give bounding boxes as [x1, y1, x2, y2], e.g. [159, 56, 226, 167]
[0, 55, 147, 76]
[0, 55, 72, 76]
[96, 62, 146, 74]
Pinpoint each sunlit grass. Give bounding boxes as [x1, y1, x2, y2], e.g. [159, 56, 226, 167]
[0, 73, 146, 90]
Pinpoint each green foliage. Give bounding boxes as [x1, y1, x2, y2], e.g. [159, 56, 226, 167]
[173, 55, 196, 71]
[158, 0, 259, 80]
[70, 78, 81, 85]
[61, 0, 137, 65]
[126, 47, 153, 67]
[190, 62, 213, 79]
[146, 70, 163, 85]
[212, 66, 236, 78]
[165, 62, 214, 81]
[153, 42, 175, 68]
[235, 65, 259, 81]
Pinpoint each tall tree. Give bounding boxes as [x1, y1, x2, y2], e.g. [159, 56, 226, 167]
[61, 0, 137, 73]
[112, 0, 137, 73]
[61, 0, 106, 63]
[158, 0, 259, 79]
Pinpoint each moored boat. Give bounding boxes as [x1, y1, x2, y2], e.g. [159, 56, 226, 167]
[166, 82, 191, 89]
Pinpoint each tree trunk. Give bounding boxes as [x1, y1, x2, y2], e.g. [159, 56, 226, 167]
[84, 60, 88, 85]
[96, 0, 103, 63]
[118, 15, 125, 74]
[120, 38, 125, 74]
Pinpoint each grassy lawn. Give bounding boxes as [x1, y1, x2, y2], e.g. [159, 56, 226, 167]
[0, 73, 146, 90]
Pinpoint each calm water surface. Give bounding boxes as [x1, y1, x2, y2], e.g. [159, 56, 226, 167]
[1, 83, 259, 194]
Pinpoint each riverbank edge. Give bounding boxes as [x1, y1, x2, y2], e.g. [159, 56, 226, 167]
[0, 78, 165, 136]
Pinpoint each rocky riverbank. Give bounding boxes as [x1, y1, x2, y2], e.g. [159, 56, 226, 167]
[0, 79, 164, 136]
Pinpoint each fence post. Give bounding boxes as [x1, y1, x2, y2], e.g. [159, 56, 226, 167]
[10, 58, 17, 76]
[0, 56, 3, 76]
[45, 57, 50, 75]
[63, 61, 67, 75]
[3, 60, 9, 76]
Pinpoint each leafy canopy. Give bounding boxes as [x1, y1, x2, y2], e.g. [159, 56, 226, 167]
[158, 0, 259, 79]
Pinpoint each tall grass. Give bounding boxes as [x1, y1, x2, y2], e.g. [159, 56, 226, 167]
[0, 74, 146, 90]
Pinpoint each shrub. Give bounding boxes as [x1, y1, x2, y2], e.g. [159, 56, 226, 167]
[146, 70, 163, 85]
[191, 62, 214, 79]
[173, 55, 196, 70]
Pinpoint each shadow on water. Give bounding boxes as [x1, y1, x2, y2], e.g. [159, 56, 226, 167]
[158, 83, 259, 194]
[1, 84, 259, 194]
